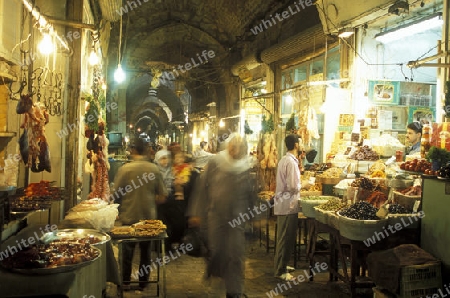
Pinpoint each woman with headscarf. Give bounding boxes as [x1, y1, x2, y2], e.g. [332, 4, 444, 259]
[154, 149, 178, 249]
[188, 134, 257, 298]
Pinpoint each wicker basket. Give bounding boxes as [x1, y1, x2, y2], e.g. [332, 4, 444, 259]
[301, 199, 329, 218]
[314, 207, 330, 224]
[387, 213, 422, 229]
[338, 212, 388, 241]
[392, 191, 421, 211]
[398, 262, 442, 298]
[328, 211, 340, 230]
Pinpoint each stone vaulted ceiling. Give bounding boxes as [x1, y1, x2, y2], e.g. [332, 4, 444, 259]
[100, 0, 306, 133]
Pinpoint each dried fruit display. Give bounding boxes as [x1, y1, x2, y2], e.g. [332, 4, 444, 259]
[349, 145, 379, 161]
[366, 191, 388, 208]
[397, 185, 422, 196]
[351, 177, 387, 193]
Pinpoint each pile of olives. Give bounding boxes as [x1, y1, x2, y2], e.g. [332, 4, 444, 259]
[388, 203, 412, 214]
[437, 164, 450, 179]
[340, 201, 379, 220]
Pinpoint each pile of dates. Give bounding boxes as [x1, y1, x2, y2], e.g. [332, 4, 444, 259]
[437, 163, 450, 178]
[340, 201, 379, 220]
[400, 159, 433, 174]
[349, 145, 379, 161]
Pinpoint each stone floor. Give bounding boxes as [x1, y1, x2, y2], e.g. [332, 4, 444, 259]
[105, 225, 374, 298]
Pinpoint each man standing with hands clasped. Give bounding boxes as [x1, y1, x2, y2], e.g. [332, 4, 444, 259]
[274, 134, 310, 281]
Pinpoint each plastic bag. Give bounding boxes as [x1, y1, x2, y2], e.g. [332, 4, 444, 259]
[86, 204, 119, 232]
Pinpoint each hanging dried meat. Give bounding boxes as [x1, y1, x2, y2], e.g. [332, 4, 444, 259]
[257, 133, 277, 191]
[19, 102, 51, 173]
[86, 122, 111, 202]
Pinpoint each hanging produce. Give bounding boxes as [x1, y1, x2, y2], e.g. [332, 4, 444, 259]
[84, 93, 111, 202]
[297, 106, 319, 147]
[257, 130, 277, 191]
[285, 113, 296, 134]
[19, 100, 51, 173]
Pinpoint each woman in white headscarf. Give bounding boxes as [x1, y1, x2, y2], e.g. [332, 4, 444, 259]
[189, 134, 257, 298]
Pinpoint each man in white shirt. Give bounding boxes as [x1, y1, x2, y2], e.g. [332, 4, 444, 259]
[273, 134, 309, 281]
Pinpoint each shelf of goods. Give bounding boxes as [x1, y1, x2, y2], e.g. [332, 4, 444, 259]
[7, 183, 65, 224]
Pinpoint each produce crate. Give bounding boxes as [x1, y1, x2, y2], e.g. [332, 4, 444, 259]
[398, 262, 442, 298]
[392, 191, 421, 211]
[338, 212, 388, 241]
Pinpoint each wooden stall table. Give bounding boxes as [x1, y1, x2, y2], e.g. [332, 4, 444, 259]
[112, 232, 168, 298]
[306, 219, 337, 282]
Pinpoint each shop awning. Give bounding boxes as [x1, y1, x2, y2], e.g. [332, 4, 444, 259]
[260, 25, 327, 65]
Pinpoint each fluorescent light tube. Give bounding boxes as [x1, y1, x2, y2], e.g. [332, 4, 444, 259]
[375, 13, 443, 44]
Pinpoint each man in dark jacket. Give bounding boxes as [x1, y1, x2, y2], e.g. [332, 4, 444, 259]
[114, 138, 168, 290]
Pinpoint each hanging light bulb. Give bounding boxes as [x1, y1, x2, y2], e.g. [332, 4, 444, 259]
[286, 94, 293, 104]
[114, 64, 125, 83]
[38, 34, 54, 55]
[89, 48, 99, 65]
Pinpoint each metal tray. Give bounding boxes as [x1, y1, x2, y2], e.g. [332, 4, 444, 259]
[2, 246, 101, 275]
[42, 229, 111, 245]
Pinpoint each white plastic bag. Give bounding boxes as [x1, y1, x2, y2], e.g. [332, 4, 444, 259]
[86, 204, 119, 232]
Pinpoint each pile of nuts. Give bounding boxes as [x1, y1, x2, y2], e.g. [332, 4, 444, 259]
[316, 198, 345, 212]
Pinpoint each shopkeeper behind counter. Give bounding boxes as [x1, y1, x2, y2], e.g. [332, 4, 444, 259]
[405, 122, 422, 155]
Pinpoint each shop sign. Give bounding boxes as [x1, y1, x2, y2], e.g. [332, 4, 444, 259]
[408, 106, 435, 125]
[368, 80, 400, 105]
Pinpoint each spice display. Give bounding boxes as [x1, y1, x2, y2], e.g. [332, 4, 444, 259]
[349, 145, 379, 161]
[316, 198, 345, 211]
[340, 201, 379, 220]
[397, 185, 422, 196]
[388, 203, 412, 214]
[366, 191, 388, 208]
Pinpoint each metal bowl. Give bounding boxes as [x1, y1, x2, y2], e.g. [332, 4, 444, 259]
[50, 229, 111, 245]
[4, 246, 102, 275]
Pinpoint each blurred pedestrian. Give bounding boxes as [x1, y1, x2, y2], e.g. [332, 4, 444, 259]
[114, 138, 168, 290]
[189, 134, 256, 298]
